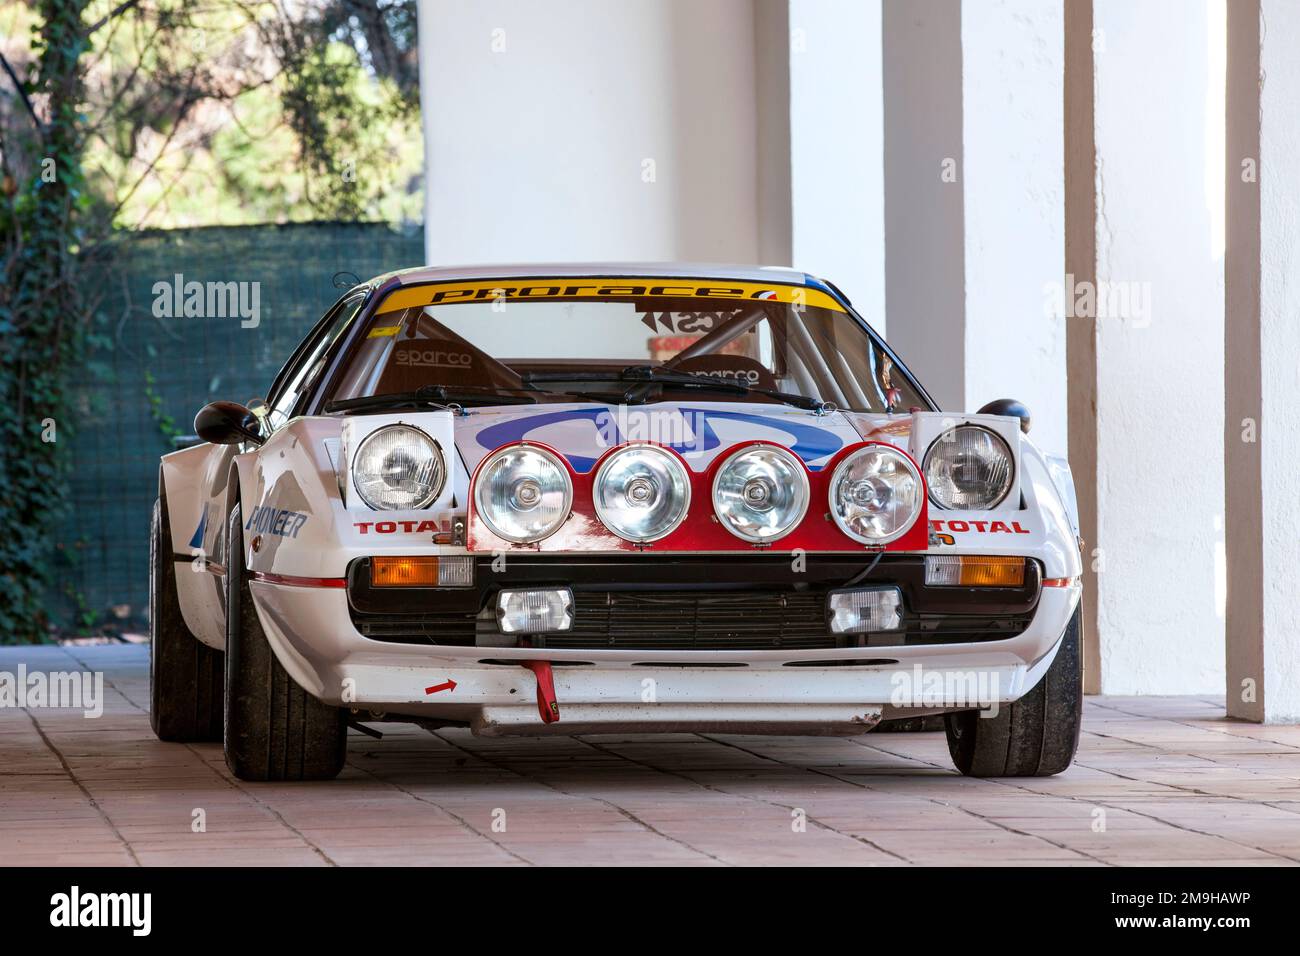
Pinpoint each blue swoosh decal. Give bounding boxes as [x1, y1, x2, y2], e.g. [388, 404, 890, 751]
[473, 407, 844, 472]
[188, 506, 207, 550]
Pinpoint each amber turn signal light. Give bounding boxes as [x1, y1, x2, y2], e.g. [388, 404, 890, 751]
[372, 556, 438, 587]
[925, 555, 1026, 587]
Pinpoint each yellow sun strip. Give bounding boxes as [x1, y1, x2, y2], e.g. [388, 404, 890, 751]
[374, 278, 846, 316]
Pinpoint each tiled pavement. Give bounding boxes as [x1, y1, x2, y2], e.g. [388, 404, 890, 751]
[2, 644, 1299, 866]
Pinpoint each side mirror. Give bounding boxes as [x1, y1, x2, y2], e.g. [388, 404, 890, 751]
[194, 401, 264, 446]
[978, 398, 1031, 433]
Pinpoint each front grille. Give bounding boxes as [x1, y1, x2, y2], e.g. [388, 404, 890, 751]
[350, 589, 1036, 651]
[544, 590, 835, 651]
[353, 612, 477, 646]
[902, 612, 1033, 645]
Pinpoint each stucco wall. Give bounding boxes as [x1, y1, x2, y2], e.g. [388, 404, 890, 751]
[418, 0, 763, 265]
[1092, 0, 1225, 694]
[789, 0, 886, 332]
[961, 0, 1067, 458]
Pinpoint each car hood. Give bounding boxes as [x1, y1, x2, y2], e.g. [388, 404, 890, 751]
[450, 400, 913, 476]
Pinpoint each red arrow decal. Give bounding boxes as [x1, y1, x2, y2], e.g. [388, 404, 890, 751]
[425, 679, 457, 695]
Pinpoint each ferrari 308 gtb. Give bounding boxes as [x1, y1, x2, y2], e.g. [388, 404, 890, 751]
[151, 264, 1083, 780]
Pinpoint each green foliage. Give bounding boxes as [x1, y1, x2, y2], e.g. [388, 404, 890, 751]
[81, 1, 423, 227]
[0, 0, 93, 642]
[143, 369, 182, 442]
[0, 1, 423, 641]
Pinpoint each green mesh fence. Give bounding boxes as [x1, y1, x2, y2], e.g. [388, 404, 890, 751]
[54, 222, 424, 633]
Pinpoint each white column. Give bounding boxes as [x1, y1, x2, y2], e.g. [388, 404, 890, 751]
[960, 0, 1066, 457]
[788, 0, 886, 331]
[882, 0, 965, 405]
[882, 0, 1066, 454]
[417, 0, 764, 264]
[1225, 0, 1300, 722]
[1064, 0, 1100, 690]
[1087, 0, 1225, 694]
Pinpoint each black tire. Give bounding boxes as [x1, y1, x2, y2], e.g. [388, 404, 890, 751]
[150, 495, 224, 742]
[944, 605, 1083, 777]
[223, 503, 347, 781]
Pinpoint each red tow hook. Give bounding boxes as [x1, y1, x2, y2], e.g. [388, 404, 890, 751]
[521, 660, 560, 723]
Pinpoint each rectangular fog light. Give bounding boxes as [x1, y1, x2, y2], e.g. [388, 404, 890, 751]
[925, 555, 1025, 587]
[372, 555, 474, 588]
[827, 587, 903, 634]
[497, 588, 574, 634]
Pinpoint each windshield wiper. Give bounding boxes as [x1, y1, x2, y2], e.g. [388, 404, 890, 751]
[522, 366, 829, 412]
[325, 384, 539, 413]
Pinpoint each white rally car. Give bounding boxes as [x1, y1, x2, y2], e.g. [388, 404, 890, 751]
[151, 264, 1083, 781]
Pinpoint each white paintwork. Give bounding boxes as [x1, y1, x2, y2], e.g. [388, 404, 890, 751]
[160, 442, 235, 649]
[1090, 0, 1225, 695]
[159, 352, 1081, 733]
[471, 704, 884, 737]
[250, 580, 1078, 719]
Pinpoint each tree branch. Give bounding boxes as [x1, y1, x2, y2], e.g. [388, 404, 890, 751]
[0, 51, 43, 133]
[84, 0, 142, 36]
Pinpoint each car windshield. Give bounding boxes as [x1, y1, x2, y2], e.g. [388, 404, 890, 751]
[324, 279, 927, 413]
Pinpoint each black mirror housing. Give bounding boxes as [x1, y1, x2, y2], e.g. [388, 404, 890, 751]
[194, 401, 263, 446]
[977, 398, 1032, 433]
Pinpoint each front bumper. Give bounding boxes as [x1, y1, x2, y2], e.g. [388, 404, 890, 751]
[249, 556, 1081, 735]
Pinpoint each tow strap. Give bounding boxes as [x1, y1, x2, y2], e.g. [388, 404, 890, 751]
[521, 660, 560, 724]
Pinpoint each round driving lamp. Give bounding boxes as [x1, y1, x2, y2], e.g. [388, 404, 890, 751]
[593, 444, 691, 543]
[829, 445, 923, 544]
[474, 444, 573, 543]
[712, 444, 809, 543]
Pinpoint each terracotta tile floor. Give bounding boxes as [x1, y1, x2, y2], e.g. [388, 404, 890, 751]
[3, 645, 1299, 866]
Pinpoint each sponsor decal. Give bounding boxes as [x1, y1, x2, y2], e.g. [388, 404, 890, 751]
[368, 325, 401, 338]
[376, 278, 846, 315]
[394, 347, 473, 369]
[686, 366, 763, 385]
[471, 406, 845, 472]
[244, 505, 308, 538]
[929, 519, 1031, 534]
[355, 519, 446, 534]
[188, 505, 211, 550]
[638, 310, 740, 334]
